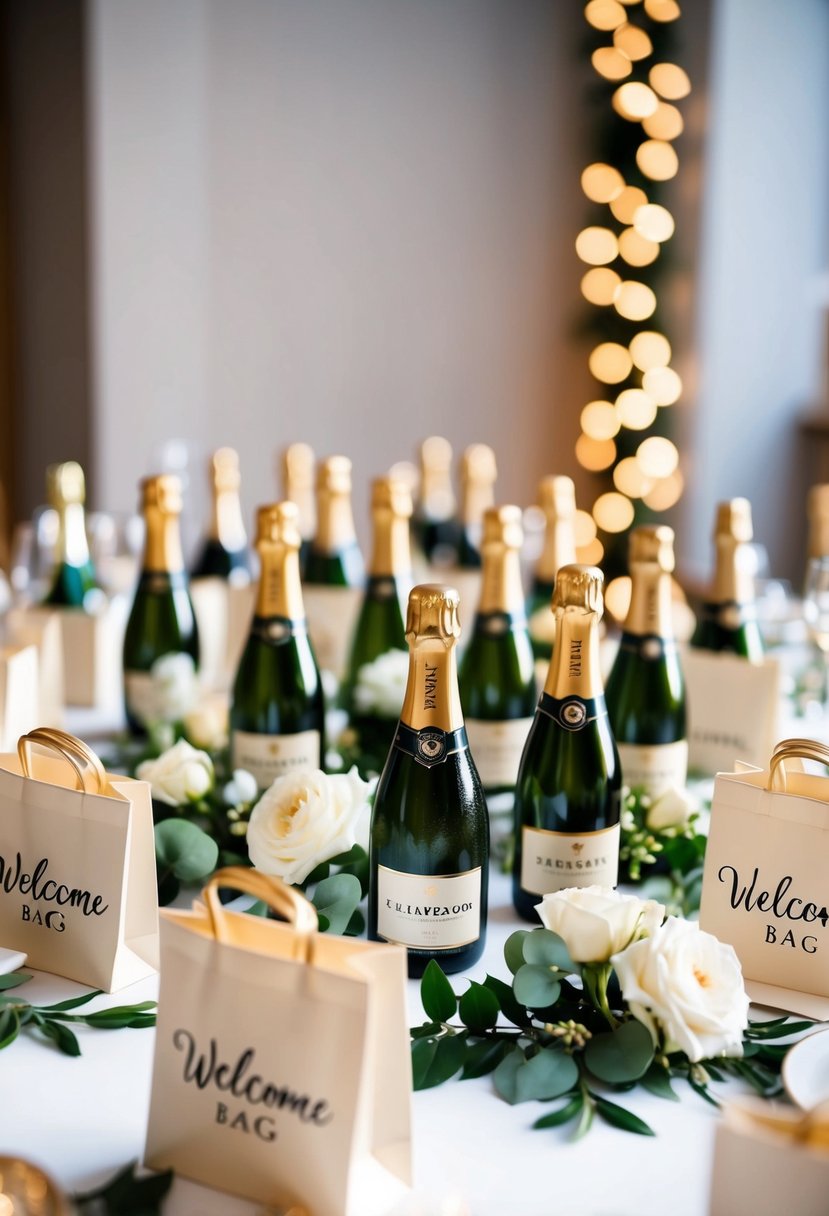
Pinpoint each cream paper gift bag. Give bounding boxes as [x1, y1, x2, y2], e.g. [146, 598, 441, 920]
[0, 728, 158, 991]
[0, 646, 39, 750]
[683, 649, 780, 774]
[145, 867, 412, 1216]
[699, 738, 829, 1018]
[6, 607, 64, 726]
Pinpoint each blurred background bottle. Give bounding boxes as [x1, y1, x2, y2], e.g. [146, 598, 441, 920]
[191, 447, 251, 583]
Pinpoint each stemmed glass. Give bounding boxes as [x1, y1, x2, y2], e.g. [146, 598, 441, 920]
[802, 557, 829, 707]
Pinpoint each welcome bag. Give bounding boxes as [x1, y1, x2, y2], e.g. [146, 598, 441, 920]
[0, 728, 158, 991]
[145, 867, 412, 1216]
[700, 738, 829, 1018]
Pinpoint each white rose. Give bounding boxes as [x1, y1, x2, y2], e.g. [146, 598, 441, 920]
[184, 697, 229, 751]
[537, 886, 666, 964]
[150, 652, 200, 723]
[612, 916, 749, 1062]
[247, 766, 373, 885]
[223, 769, 258, 806]
[136, 739, 214, 806]
[646, 786, 697, 832]
[353, 648, 409, 719]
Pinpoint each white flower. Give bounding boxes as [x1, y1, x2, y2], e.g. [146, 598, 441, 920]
[247, 766, 373, 885]
[137, 739, 214, 807]
[223, 769, 258, 806]
[646, 786, 697, 832]
[612, 916, 749, 1062]
[150, 652, 200, 723]
[184, 698, 229, 751]
[537, 886, 665, 964]
[353, 648, 409, 719]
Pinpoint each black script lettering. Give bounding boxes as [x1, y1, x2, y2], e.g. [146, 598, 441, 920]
[0, 853, 108, 917]
[718, 866, 829, 929]
[423, 664, 438, 710]
[569, 640, 582, 678]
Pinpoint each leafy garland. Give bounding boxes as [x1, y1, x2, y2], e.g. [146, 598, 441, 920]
[0, 971, 155, 1056]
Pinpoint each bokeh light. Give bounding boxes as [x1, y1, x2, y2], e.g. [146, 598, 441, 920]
[574, 509, 598, 547]
[613, 23, 653, 61]
[577, 538, 605, 565]
[649, 62, 692, 100]
[642, 102, 684, 141]
[644, 0, 681, 20]
[589, 342, 633, 383]
[581, 163, 625, 203]
[615, 388, 658, 430]
[605, 576, 633, 622]
[581, 400, 621, 440]
[576, 434, 617, 471]
[592, 47, 633, 80]
[636, 139, 679, 181]
[576, 227, 619, 265]
[629, 330, 672, 370]
[613, 456, 654, 498]
[593, 492, 635, 533]
[618, 227, 660, 267]
[637, 436, 680, 478]
[614, 280, 657, 321]
[581, 267, 622, 305]
[610, 185, 648, 224]
[585, 0, 628, 30]
[643, 468, 684, 510]
[613, 82, 659, 120]
[642, 366, 682, 405]
[632, 203, 675, 242]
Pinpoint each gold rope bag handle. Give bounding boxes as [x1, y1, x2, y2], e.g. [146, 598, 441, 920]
[17, 728, 107, 795]
[203, 866, 318, 962]
[766, 737, 829, 792]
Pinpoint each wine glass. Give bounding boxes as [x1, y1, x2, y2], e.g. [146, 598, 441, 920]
[802, 557, 829, 706]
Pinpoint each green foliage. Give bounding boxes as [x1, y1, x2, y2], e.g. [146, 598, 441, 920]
[0, 972, 156, 1058]
[154, 819, 219, 904]
[74, 1160, 173, 1215]
[619, 786, 708, 914]
[309, 873, 363, 935]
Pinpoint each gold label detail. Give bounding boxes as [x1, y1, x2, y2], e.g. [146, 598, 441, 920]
[520, 824, 620, 895]
[616, 740, 688, 799]
[465, 717, 533, 788]
[376, 866, 482, 950]
[231, 729, 321, 790]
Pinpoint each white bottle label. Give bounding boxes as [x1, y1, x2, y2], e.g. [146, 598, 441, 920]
[520, 823, 620, 896]
[465, 717, 534, 788]
[303, 585, 362, 679]
[124, 661, 199, 726]
[616, 740, 689, 798]
[232, 729, 321, 790]
[376, 866, 482, 951]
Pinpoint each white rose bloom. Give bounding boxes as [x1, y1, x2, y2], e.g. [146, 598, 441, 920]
[247, 766, 373, 885]
[537, 886, 665, 964]
[353, 648, 410, 719]
[137, 739, 214, 806]
[646, 786, 697, 832]
[150, 652, 200, 723]
[184, 698, 229, 751]
[223, 769, 259, 806]
[612, 916, 749, 1062]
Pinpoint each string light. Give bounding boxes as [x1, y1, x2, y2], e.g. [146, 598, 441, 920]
[649, 62, 691, 100]
[576, 226, 619, 265]
[589, 342, 633, 383]
[613, 82, 659, 120]
[581, 163, 626, 203]
[574, 510, 599, 547]
[636, 139, 679, 180]
[632, 203, 675, 242]
[618, 227, 659, 267]
[615, 388, 657, 430]
[642, 365, 682, 404]
[581, 399, 621, 440]
[585, 0, 628, 31]
[613, 23, 653, 60]
[613, 456, 654, 497]
[643, 468, 684, 510]
[642, 102, 684, 140]
[644, 0, 681, 20]
[629, 330, 671, 369]
[613, 280, 657, 321]
[592, 47, 633, 80]
[610, 185, 648, 223]
[593, 492, 635, 533]
[636, 435, 679, 477]
[576, 434, 617, 471]
[581, 267, 622, 305]
[604, 576, 633, 622]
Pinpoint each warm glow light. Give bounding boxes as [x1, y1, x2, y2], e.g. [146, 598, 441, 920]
[581, 267, 622, 306]
[643, 102, 684, 141]
[577, 538, 605, 565]
[649, 62, 692, 100]
[605, 576, 632, 622]
[615, 388, 658, 429]
[618, 227, 659, 267]
[637, 436, 680, 478]
[574, 509, 598, 547]
[610, 185, 648, 224]
[576, 434, 617, 471]
[589, 342, 633, 384]
[642, 365, 682, 405]
[575, 227, 619, 266]
[581, 163, 625, 203]
[593, 492, 635, 533]
[614, 280, 657, 321]
[613, 82, 659, 121]
[584, 0, 627, 30]
[633, 203, 675, 242]
[613, 22, 653, 60]
[636, 139, 679, 181]
[581, 400, 621, 440]
[591, 47, 633, 81]
[630, 330, 672, 370]
[643, 468, 684, 510]
[613, 456, 654, 498]
[644, 0, 681, 19]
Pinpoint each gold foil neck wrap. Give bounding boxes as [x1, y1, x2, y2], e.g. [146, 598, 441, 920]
[47, 461, 86, 508]
[629, 524, 675, 572]
[282, 442, 315, 489]
[317, 455, 352, 496]
[553, 564, 604, 618]
[482, 504, 523, 551]
[210, 447, 241, 493]
[539, 475, 576, 520]
[421, 436, 453, 474]
[140, 474, 183, 516]
[405, 583, 461, 643]
[419, 436, 455, 519]
[371, 475, 413, 519]
[715, 498, 753, 544]
[461, 444, 497, 488]
[255, 501, 301, 550]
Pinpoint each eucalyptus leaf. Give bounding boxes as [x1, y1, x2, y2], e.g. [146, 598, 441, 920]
[461, 1038, 511, 1080]
[641, 1063, 679, 1102]
[421, 960, 457, 1023]
[155, 819, 219, 884]
[0, 972, 32, 991]
[504, 930, 530, 975]
[411, 1037, 440, 1089]
[533, 1092, 583, 1129]
[522, 930, 577, 975]
[493, 1045, 525, 1104]
[40, 1019, 81, 1057]
[310, 873, 362, 936]
[593, 1095, 655, 1137]
[513, 964, 561, 1010]
[585, 1019, 654, 1084]
[414, 1034, 467, 1089]
[514, 1048, 580, 1103]
[483, 975, 530, 1028]
[244, 899, 269, 918]
[458, 983, 500, 1033]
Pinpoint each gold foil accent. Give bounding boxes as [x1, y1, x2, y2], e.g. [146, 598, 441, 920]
[370, 476, 413, 577]
[543, 565, 606, 700]
[629, 524, 676, 572]
[281, 443, 316, 540]
[314, 456, 357, 552]
[478, 505, 525, 615]
[715, 498, 753, 544]
[553, 564, 605, 618]
[482, 504, 523, 551]
[140, 474, 185, 572]
[47, 461, 86, 507]
[141, 474, 183, 516]
[625, 527, 675, 637]
[460, 444, 497, 525]
[207, 448, 247, 548]
[401, 584, 464, 731]
[210, 447, 241, 493]
[536, 475, 577, 582]
[710, 499, 755, 604]
[255, 501, 304, 619]
[256, 501, 301, 549]
[405, 583, 461, 643]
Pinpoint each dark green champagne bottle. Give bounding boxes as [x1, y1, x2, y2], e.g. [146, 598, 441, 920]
[230, 501, 324, 789]
[303, 455, 365, 682]
[42, 462, 99, 608]
[369, 583, 490, 977]
[512, 565, 621, 921]
[280, 442, 316, 578]
[123, 475, 199, 737]
[191, 448, 251, 582]
[690, 499, 764, 661]
[411, 436, 460, 570]
[459, 505, 536, 796]
[526, 476, 577, 672]
[605, 526, 687, 798]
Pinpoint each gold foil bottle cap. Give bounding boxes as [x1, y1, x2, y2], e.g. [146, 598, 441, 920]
[715, 498, 753, 543]
[317, 455, 352, 495]
[140, 474, 183, 515]
[47, 461, 86, 507]
[371, 475, 413, 519]
[539, 475, 576, 519]
[809, 484, 829, 518]
[482, 504, 523, 551]
[461, 444, 497, 486]
[553, 564, 604, 617]
[282, 442, 315, 488]
[256, 501, 301, 549]
[629, 524, 675, 572]
[210, 447, 241, 493]
[405, 583, 461, 643]
[421, 436, 453, 473]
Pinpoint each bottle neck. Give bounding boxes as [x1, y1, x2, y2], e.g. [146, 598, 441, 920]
[400, 638, 464, 732]
[315, 494, 357, 553]
[56, 502, 91, 567]
[210, 488, 247, 552]
[370, 515, 411, 578]
[143, 509, 185, 573]
[711, 538, 754, 605]
[478, 547, 525, 615]
[536, 517, 577, 583]
[544, 608, 604, 700]
[420, 468, 454, 521]
[624, 565, 674, 638]
[256, 544, 304, 620]
[809, 516, 829, 560]
[462, 482, 494, 527]
[286, 482, 316, 541]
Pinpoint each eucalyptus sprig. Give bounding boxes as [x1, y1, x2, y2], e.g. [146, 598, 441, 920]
[0, 972, 156, 1057]
[619, 785, 708, 915]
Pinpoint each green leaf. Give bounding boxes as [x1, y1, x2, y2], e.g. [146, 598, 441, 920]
[345, 907, 366, 937]
[533, 1092, 583, 1129]
[155, 819, 219, 883]
[458, 983, 500, 1033]
[81, 1003, 157, 1030]
[411, 1036, 439, 1089]
[41, 989, 103, 1012]
[73, 1159, 174, 1214]
[461, 1038, 511, 1080]
[0, 1006, 20, 1050]
[745, 1020, 816, 1040]
[522, 929, 577, 974]
[574, 1094, 595, 1140]
[493, 1045, 525, 1104]
[593, 1095, 655, 1136]
[513, 964, 561, 1010]
[689, 1077, 720, 1108]
[410, 1021, 442, 1040]
[585, 1019, 654, 1084]
[641, 1063, 679, 1102]
[309, 873, 362, 936]
[40, 1018, 81, 1056]
[421, 960, 457, 1023]
[504, 930, 530, 975]
[483, 975, 530, 1028]
[244, 899, 269, 918]
[0, 972, 32, 991]
[412, 1034, 467, 1089]
[515, 1048, 580, 1103]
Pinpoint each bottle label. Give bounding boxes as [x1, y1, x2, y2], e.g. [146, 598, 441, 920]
[376, 865, 482, 950]
[536, 693, 607, 732]
[617, 740, 689, 798]
[465, 717, 534, 788]
[393, 723, 468, 769]
[520, 824, 620, 896]
[303, 585, 362, 678]
[231, 729, 321, 790]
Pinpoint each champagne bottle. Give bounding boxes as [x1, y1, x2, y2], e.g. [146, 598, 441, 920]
[123, 475, 199, 736]
[191, 448, 251, 582]
[456, 444, 497, 569]
[605, 526, 687, 797]
[691, 498, 764, 660]
[458, 505, 536, 795]
[280, 442, 316, 576]
[230, 502, 325, 790]
[412, 436, 460, 569]
[512, 564, 621, 921]
[369, 584, 489, 977]
[526, 476, 577, 665]
[42, 462, 98, 608]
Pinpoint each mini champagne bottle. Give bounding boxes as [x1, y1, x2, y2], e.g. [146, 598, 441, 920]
[456, 444, 497, 570]
[42, 462, 98, 609]
[369, 584, 489, 977]
[605, 526, 687, 798]
[280, 442, 316, 577]
[459, 505, 536, 796]
[411, 436, 460, 570]
[230, 502, 324, 790]
[512, 564, 621, 921]
[526, 476, 577, 666]
[191, 448, 251, 582]
[123, 475, 200, 736]
[691, 498, 764, 661]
